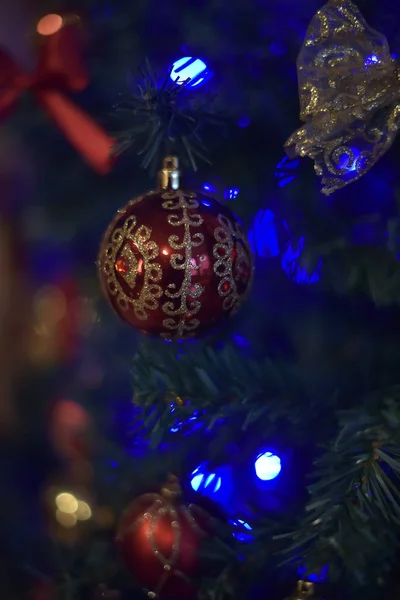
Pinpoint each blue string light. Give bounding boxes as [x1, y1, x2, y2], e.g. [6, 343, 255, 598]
[233, 333, 251, 349]
[170, 57, 211, 88]
[248, 209, 280, 257]
[191, 465, 221, 493]
[237, 115, 250, 128]
[224, 187, 240, 200]
[190, 463, 233, 507]
[254, 451, 282, 481]
[170, 415, 199, 433]
[365, 54, 379, 65]
[336, 146, 361, 173]
[203, 183, 217, 193]
[281, 237, 321, 284]
[274, 155, 300, 187]
[298, 564, 328, 584]
[191, 470, 222, 493]
[169, 406, 201, 435]
[229, 518, 254, 543]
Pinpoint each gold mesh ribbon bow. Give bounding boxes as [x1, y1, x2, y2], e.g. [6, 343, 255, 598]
[285, 0, 400, 195]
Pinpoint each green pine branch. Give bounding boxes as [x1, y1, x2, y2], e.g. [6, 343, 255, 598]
[132, 340, 400, 590]
[131, 342, 332, 446]
[275, 395, 400, 583]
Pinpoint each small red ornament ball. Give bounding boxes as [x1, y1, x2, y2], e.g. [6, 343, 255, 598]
[98, 162, 253, 340]
[116, 477, 212, 599]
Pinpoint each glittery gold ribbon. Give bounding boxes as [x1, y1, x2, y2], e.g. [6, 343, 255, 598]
[286, 581, 317, 599]
[285, 0, 400, 195]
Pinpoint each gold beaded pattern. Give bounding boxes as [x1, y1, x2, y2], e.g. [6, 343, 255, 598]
[213, 214, 251, 313]
[99, 189, 252, 339]
[285, 0, 400, 194]
[160, 191, 205, 338]
[121, 494, 210, 599]
[101, 205, 163, 320]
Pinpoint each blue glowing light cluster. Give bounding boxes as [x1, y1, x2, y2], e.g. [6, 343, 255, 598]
[170, 57, 211, 88]
[190, 452, 282, 543]
[336, 147, 361, 173]
[202, 183, 240, 202]
[191, 451, 282, 494]
[190, 451, 282, 536]
[254, 451, 282, 480]
[229, 518, 254, 543]
[191, 466, 222, 493]
[224, 187, 240, 200]
[365, 54, 379, 65]
[274, 155, 300, 188]
[281, 237, 321, 284]
[248, 208, 280, 258]
[169, 406, 202, 435]
[298, 564, 329, 584]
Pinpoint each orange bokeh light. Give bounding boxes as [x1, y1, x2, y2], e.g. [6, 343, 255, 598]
[36, 14, 63, 36]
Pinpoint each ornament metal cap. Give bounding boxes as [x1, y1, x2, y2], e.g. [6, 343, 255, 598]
[158, 157, 181, 191]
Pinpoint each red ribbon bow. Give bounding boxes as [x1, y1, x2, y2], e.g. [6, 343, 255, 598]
[0, 23, 114, 174]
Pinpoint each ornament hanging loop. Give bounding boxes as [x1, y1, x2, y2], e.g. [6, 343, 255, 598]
[158, 156, 181, 191]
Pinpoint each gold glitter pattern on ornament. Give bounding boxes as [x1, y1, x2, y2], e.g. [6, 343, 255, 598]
[118, 243, 139, 289]
[101, 212, 163, 320]
[160, 191, 204, 338]
[122, 490, 209, 599]
[235, 239, 251, 285]
[284, 0, 400, 194]
[213, 214, 250, 311]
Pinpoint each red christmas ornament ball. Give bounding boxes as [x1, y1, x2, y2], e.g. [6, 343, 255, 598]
[98, 158, 253, 340]
[116, 477, 213, 599]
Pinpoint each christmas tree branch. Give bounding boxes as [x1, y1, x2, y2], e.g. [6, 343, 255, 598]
[112, 60, 224, 173]
[275, 396, 400, 583]
[132, 342, 333, 442]
[133, 341, 400, 587]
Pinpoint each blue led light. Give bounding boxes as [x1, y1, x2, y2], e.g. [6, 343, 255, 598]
[336, 146, 361, 173]
[275, 155, 300, 187]
[203, 183, 217, 193]
[229, 518, 254, 543]
[248, 209, 280, 257]
[365, 54, 379, 65]
[169, 405, 201, 435]
[254, 451, 282, 481]
[190, 464, 233, 509]
[202, 200, 211, 207]
[170, 415, 198, 433]
[237, 115, 250, 128]
[224, 187, 240, 200]
[298, 564, 328, 584]
[191, 466, 221, 493]
[233, 333, 251, 349]
[281, 236, 321, 284]
[170, 57, 210, 87]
